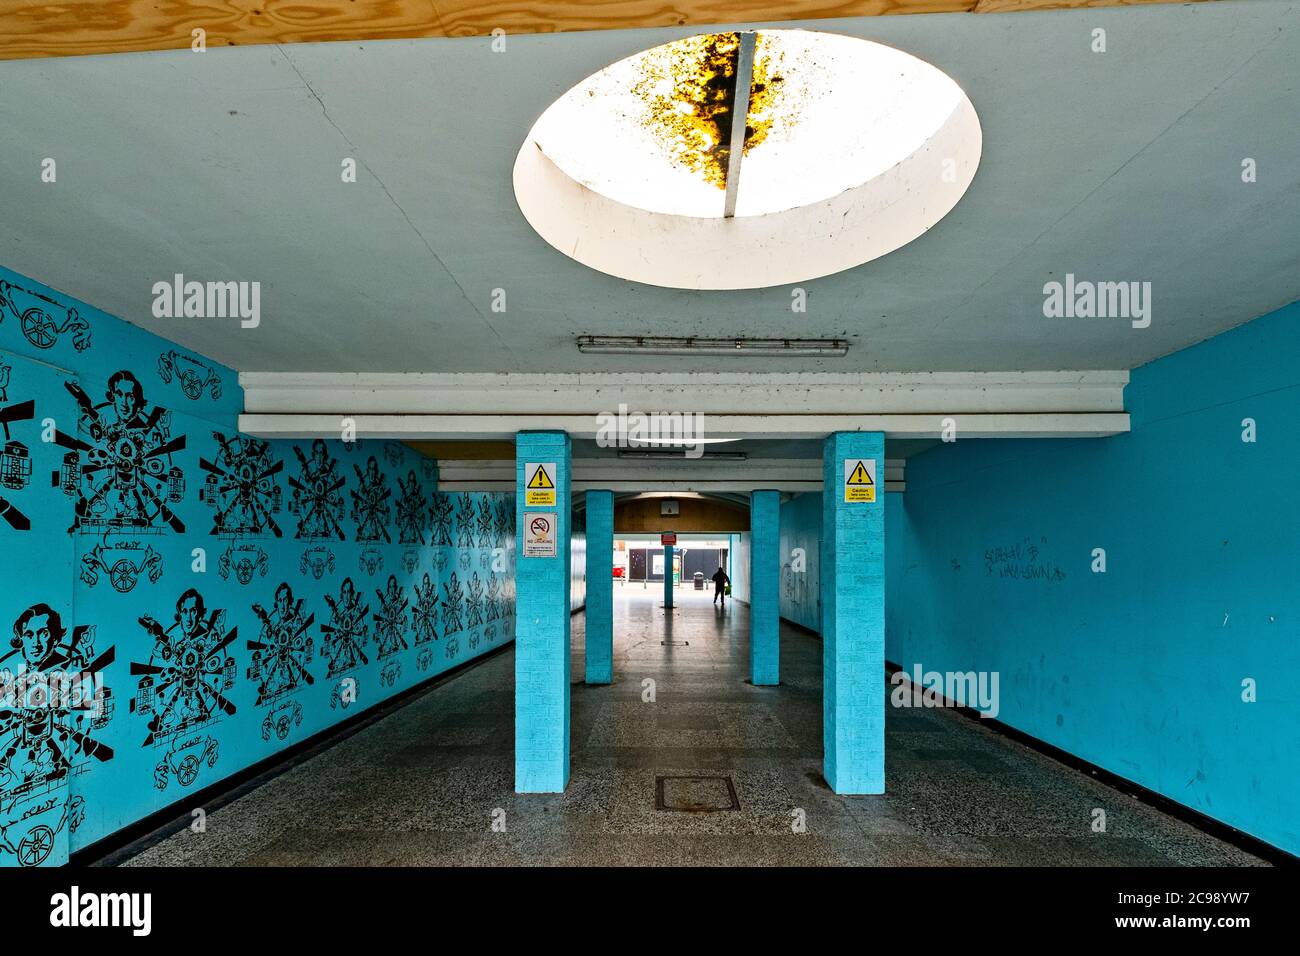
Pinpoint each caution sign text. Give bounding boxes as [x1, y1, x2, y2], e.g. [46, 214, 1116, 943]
[843, 458, 877, 503]
[524, 462, 557, 506]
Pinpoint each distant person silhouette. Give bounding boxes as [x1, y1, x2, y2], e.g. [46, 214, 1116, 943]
[711, 566, 730, 608]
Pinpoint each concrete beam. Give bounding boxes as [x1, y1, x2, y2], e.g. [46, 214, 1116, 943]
[241, 370, 1128, 416]
[239, 412, 1128, 441]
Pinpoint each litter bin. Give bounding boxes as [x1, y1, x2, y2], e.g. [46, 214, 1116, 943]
[693, 572, 705, 590]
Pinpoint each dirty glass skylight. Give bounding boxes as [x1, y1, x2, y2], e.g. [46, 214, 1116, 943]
[528, 30, 969, 219]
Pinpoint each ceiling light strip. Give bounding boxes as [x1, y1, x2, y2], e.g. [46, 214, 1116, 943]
[576, 335, 848, 357]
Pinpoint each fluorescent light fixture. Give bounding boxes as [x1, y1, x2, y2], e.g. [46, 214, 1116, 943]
[578, 335, 847, 357]
[618, 450, 748, 461]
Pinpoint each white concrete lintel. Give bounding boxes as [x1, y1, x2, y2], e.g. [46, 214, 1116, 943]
[237, 411, 1129, 440]
[239, 370, 1129, 417]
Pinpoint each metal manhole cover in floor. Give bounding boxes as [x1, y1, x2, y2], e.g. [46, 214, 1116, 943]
[655, 774, 741, 812]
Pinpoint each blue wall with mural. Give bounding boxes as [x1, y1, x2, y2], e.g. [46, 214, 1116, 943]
[0, 265, 516, 867]
[888, 300, 1300, 857]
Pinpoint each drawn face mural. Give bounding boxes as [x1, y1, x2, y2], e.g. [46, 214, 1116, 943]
[13, 604, 60, 670]
[441, 572, 464, 636]
[322, 577, 370, 679]
[351, 456, 391, 543]
[0, 606, 113, 867]
[200, 433, 284, 536]
[466, 572, 485, 629]
[372, 575, 409, 660]
[289, 441, 346, 541]
[246, 583, 316, 708]
[396, 470, 426, 545]
[412, 573, 439, 646]
[430, 492, 454, 548]
[130, 589, 236, 790]
[53, 372, 186, 533]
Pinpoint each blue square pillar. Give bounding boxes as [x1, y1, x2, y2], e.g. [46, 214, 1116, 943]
[750, 489, 780, 685]
[663, 544, 674, 608]
[515, 432, 571, 792]
[821, 432, 885, 794]
[586, 489, 614, 684]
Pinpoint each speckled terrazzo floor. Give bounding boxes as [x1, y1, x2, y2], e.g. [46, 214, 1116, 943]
[116, 586, 1267, 866]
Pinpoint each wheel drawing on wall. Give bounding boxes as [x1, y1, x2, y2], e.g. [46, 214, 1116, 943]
[109, 558, 139, 593]
[18, 824, 55, 867]
[20, 308, 59, 349]
[276, 715, 291, 740]
[176, 754, 201, 787]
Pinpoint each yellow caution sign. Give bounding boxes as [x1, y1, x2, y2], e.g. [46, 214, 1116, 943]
[844, 458, 876, 503]
[525, 462, 557, 506]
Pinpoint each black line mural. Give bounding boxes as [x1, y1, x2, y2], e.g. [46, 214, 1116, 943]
[53, 372, 187, 534]
[300, 546, 336, 581]
[466, 573, 485, 629]
[430, 492, 454, 547]
[0, 270, 519, 865]
[0, 280, 91, 353]
[476, 498, 495, 548]
[351, 456, 390, 543]
[455, 494, 476, 549]
[0, 605, 113, 867]
[80, 541, 163, 593]
[442, 572, 464, 637]
[200, 433, 284, 537]
[0, 363, 35, 532]
[218, 543, 269, 585]
[289, 441, 346, 541]
[372, 575, 409, 661]
[486, 575, 503, 622]
[395, 470, 427, 545]
[321, 578, 369, 679]
[358, 548, 383, 576]
[157, 351, 222, 401]
[246, 583, 315, 710]
[130, 588, 236, 790]
[411, 573, 439, 646]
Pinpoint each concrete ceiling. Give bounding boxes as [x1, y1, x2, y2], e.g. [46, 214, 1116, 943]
[0, 0, 1296, 376]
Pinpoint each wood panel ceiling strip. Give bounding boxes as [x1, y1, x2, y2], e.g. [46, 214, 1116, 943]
[0, 0, 1210, 62]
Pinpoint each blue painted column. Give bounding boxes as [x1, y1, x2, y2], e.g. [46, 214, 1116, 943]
[821, 432, 886, 794]
[750, 489, 780, 685]
[586, 489, 614, 684]
[514, 431, 571, 792]
[662, 543, 674, 608]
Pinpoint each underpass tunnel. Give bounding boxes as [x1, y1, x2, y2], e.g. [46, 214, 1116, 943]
[1, 0, 1295, 879]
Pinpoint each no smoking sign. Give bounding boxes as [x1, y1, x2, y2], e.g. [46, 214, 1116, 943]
[524, 512, 558, 557]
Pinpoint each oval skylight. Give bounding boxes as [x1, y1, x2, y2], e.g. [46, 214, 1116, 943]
[514, 30, 982, 290]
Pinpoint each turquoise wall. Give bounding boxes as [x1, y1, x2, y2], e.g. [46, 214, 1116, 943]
[779, 491, 821, 632]
[729, 531, 751, 604]
[889, 300, 1300, 856]
[0, 265, 516, 866]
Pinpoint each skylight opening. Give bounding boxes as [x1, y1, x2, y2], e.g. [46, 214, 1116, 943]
[514, 29, 982, 289]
